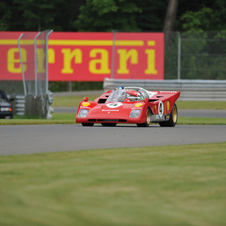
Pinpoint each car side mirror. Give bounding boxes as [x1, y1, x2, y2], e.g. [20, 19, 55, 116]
[84, 97, 89, 102]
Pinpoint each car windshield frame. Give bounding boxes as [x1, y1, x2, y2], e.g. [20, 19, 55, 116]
[125, 87, 149, 99]
[106, 88, 149, 103]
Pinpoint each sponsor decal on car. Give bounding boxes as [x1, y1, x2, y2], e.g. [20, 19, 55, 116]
[102, 109, 119, 111]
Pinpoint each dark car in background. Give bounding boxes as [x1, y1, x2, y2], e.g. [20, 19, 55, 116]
[0, 90, 14, 119]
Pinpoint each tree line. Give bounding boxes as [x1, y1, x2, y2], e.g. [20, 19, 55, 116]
[1, 0, 226, 32]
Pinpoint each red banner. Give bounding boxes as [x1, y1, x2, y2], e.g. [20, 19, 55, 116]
[0, 32, 164, 81]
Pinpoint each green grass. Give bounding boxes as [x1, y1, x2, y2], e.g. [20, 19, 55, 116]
[52, 95, 226, 110]
[0, 143, 226, 226]
[52, 95, 99, 107]
[176, 100, 226, 110]
[0, 113, 75, 125]
[178, 117, 226, 125]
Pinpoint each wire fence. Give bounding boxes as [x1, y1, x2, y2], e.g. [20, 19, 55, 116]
[0, 30, 53, 118]
[110, 31, 226, 80]
[164, 31, 226, 80]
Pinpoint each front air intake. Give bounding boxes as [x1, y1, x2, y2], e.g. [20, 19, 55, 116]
[97, 119, 117, 122]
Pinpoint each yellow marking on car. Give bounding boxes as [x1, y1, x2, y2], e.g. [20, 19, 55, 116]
[82, 102, 90, 107]
[167, 101, 170, 111]
[135, 103, 143, 107]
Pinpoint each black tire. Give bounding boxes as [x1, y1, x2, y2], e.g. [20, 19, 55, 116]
[137, 108, 151, 127]
[101, 123, 117, 126]
[82, 123, 94, 126]
[159, 104, 178, 127]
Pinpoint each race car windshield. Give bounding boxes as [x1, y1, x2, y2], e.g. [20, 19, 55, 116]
[106, 90, 126, 102]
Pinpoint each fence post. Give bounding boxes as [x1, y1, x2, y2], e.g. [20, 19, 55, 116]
[111, 30, 116, 79]
[18, 33, 27, 96]
[34, 32, 41, 96]
[45, 30, 53, 94]
[177, 31, 181, 80]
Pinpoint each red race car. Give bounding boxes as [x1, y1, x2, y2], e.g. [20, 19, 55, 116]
[76, 87, 180, 127]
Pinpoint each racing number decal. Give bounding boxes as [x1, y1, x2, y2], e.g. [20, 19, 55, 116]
[106, 103, 123, 108]
[158, 101, 164, 117]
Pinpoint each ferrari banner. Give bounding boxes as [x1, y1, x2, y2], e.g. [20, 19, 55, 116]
[0, 32, 164, 81]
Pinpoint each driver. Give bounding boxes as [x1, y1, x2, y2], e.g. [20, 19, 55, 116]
[106, 89, 126, 102]
[117, 90, 126, 102]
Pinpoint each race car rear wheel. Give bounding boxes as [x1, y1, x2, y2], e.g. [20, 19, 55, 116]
[82, 123, 94, 126]
[101, 123, 117, 126]
[137, 108, 151, 127]
[159, 104, 178, 127]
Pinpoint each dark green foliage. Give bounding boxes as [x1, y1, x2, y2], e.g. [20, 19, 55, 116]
[0, 81, 24, 94]
[49, 81, 103, 92]
[1, 0, 226, 32]
[73, 0, 142, 31]
[133, 0, 167, 31]
[0, 0, 85, 31]
[0, 1, 11, 31]
[178, 0, 226, 31]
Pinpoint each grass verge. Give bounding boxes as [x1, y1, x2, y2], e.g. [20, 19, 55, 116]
[177, 100, 226, 110]
[1, 113, 226, 125]
[52, 95, 99, 107]
[177, 117, 226, 125]
[0, 143, 226, 226]
[0, 113, 75, 125]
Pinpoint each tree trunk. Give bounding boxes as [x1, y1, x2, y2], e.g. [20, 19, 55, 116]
[163, 0, 178, 31]
[163, 0, 179, 46]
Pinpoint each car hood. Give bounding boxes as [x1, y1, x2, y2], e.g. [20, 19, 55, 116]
[99, 102, 136, 110]
[87, 102, 144, 116]
[0, 100, 11, 107]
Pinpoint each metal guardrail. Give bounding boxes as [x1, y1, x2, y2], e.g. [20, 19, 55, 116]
[15, 95, 25, 115]
[13, 91, 54, 118]
[103, 78, 226, 101]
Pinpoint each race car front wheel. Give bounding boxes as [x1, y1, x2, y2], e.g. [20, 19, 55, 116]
[159, 104, 178, 127]
[82, 123, 94, 126]
[137, 108, 151, 127]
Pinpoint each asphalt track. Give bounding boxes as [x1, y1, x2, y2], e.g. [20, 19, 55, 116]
[0, 124, 225, 156]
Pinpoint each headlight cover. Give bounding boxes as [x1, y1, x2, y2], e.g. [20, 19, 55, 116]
[78, 109, 89, 118]
[0, 107, 12, 112]
[129, 110, 141, 118]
